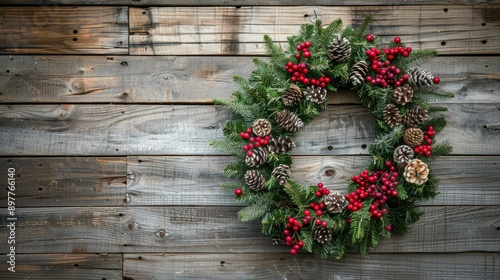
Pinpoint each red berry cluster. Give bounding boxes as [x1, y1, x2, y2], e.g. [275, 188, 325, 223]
[364, 37, 413, 88]
[414, 126, 436, 157]
[302, 183, 330, 225]
[239, 128, 270, 157]
[346, 161, 399, 219]
[283, 217, 304, 255]
[284, 41, 332, 87]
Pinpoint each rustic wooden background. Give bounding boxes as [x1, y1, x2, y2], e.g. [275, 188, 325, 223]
[0, 1, 499, 279]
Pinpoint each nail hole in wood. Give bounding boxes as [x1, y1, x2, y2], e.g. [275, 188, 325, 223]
[482, 23, 486, 26]
[361, 144, 367, 149]
[6, 70, 9, 73]
[304, 14, 309, 18]
[142, 11, 146, 15]
[121, 61, 128, 66]
[138, 159, 143, 163]
[38, 188, 43, 191]
[235, 6, 241, 9]
[73, 264, 79, 267]
[116, 148, 119, 152]
[138, 256, 142, 260]
[443, 8, 448, 12]
[484, 125, 487, 128]
[441, 41, 446, 46]
[327, 146, 333, 151]
[482, 40, 487, 44]
[73, 30, 78, 34]
[73, 38, 78, 41]
[220, 261, 225, 265]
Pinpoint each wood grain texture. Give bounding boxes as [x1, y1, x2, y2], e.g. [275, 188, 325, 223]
[126, 156, 500, 207]
[0, 104, 498, 156]
[129, 6, 500, 55]
[123, 252, 500, 280]
[0, 157, 127, 207]
[0, 6, 128, 54]
[0, 254, 122, 279]
[0, 206, 498, 254]
[2, 0, 500, 6]
[0, 55, 498, 104]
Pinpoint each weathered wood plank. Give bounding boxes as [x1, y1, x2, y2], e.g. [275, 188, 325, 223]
[0, 157, 127, 207]
[123, 252, 499, 280]
[0, 206, 497, 254]
[2, 0, 499, 6]
[0, 104, 498, 156]
[0, 254, 122, 279]
[126, 156, 500, 207]
[0, 55, 498, 104]
[0, 6, 128, 55]
[130, 6, 500, 55]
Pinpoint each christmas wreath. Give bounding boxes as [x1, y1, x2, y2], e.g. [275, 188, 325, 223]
[210, 17, 454, 258]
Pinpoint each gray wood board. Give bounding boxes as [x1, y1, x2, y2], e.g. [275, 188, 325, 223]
[0, 55, 498, 104]
[129, 6, 500, 55]
[0, 104, 498, 156]
[0, 253, 122, 279]
[126, 155, 500, 207]
[0, 6, 128, 54]
[123, 252, 500, 280]
[0, 206, 498, 254]
[0, 157, 127, 207]
[1, 0, 498, 5]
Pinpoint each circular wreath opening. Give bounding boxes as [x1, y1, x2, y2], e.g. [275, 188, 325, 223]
[210, 17, 454, 259]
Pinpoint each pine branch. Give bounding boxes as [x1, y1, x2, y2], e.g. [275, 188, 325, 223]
[223, 161, 248, 179]
[209, 139, 245, 157]
[431, 141, 453, 157]
[413, 87, 455, 103]
[283, 180, 307, 208]
[238, 202, 270, 222]
[423, 116, 447, 133]
[406, 49, 438, 68]
[355, 15, 373, 39]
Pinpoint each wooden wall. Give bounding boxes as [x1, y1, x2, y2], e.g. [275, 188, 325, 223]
[0, 1, 499, 279]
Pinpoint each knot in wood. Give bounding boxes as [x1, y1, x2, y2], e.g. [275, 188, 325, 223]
[155, 229, 168, 238]
[71, 80, 86, 93]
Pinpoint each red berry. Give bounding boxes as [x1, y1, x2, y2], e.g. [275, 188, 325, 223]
[365, 34, 375, 42]
[315, 219, 321, 225]
[242, 145, 249, 151]
[305, 41, 311, 47]
[321, 221, 328, 227]
[247, 151, 253, 156]
[386, 225, 392, 231]
[293, 245, 300, 251]
[295, 53, 301, 59]
[433, 77, 441, 84]
[403, 52, 409, 58]
[317, 182, 324, 188]
[315, 191, 322, 197]
[234, 188, 243, 196]
[239, 132, 245, 138]
[283, 229, 290, 236]
[246, 128, 252, 134]
[303, 52, 311, 58]
[316, 210, 323, 216]
[290, 249, 297, 255]
[394, 37, 401, 44]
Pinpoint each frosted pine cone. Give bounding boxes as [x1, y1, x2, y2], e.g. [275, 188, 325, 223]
[404, 159, 429, 185]
[252, 119, 272, 137]
[245, 147, 269, 167]
[327, 37, 351, 62]
[403, 106, 428, 128]
[282, 84, 303, 107]
[394, 145, 415, 166]
[267, 135, 296, 154]
[383, 104, 402, 128]
[304, 85, 327, 104]
[271, 164, 291, 186]
[245, 169, 267, 191]
[393, 84, 413, 105]
[324, 192, 346, 213]
[349, 61, 369, 86]
[408, 68, 434, 87]
[314, 227, 333, 244]
[276, 110, 304, 132]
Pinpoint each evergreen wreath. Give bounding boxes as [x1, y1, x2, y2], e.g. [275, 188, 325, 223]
[210, 17, 454, 259]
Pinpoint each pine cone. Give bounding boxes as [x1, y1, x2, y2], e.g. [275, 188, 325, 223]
[252, 119, 272, 137]
[245, 169, 266, 191]
[403, 128, 424, 147]
[383, 104, 402, 128]
[314, 226, 333, 244]
[267, 135, 296, 154]
[245, 147, 269, 167]
[404, 159, 429, 185]
[408, 68, 434, 87]
[402, 106, 428, 128]
[271, 164, 291, 186]
[324, 192, 346, 214]
[327, 37, 351, 62]
[282, 84, 303, 107]
[349, 61, 369, 86]
[276, 110, 304, 132]
[393, 84, 414, 105]
[393, 145, 415, 166]
[304, 85, 327, 104]
[271, 235, 285, 245]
